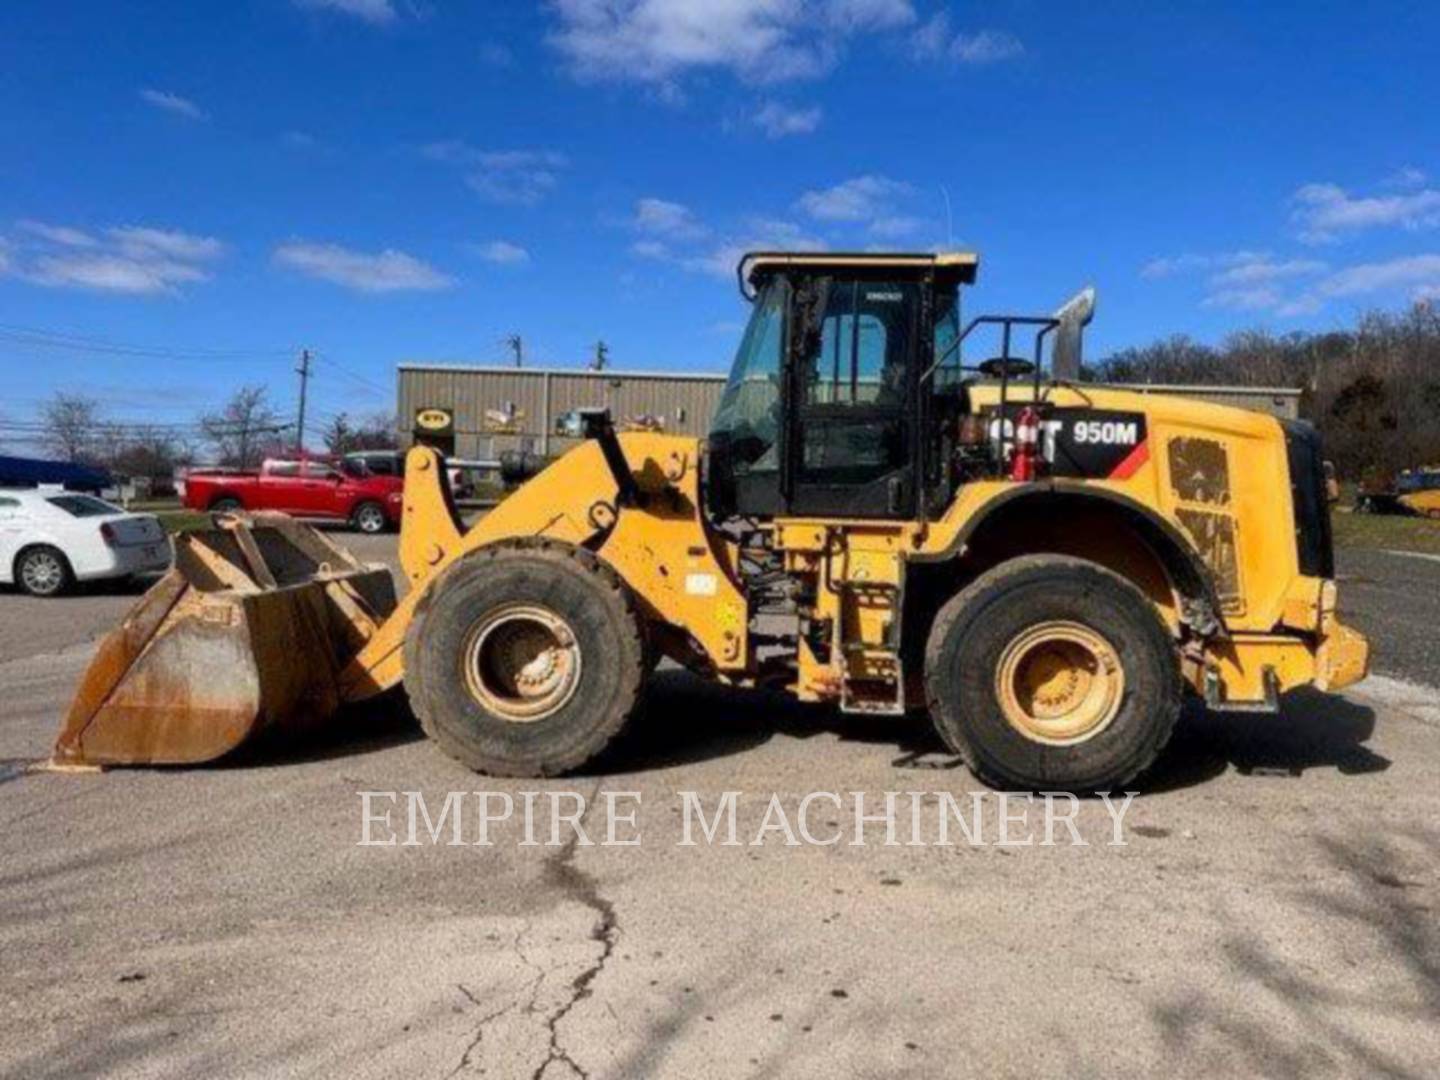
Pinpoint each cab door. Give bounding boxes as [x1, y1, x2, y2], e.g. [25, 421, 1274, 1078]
[785, 277, 920, 518]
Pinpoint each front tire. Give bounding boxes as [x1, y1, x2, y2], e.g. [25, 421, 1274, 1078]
[404, 540, 646, 776]
[209, 496, 242, 514]
[16, 545, 74, 597]
[351, 501, 388, 534]
[924, 554, 1181, 792]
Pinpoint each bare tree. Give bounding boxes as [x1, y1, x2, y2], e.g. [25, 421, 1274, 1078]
[200, 386, 284, 469]
[110, 425, 181, 483]
[322, 411, 398, 454]
[40, 393, 102, 463]
[322, 413, 354, 455]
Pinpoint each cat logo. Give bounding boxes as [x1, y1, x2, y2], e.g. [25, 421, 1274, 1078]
[414, 407, 453, 435]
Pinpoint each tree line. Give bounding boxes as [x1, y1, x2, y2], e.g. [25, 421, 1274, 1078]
[30, 385, 397, 482]
[1091, 301, 1440, 479]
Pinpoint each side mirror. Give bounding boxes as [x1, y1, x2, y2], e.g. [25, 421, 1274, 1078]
[1051, 286, 1097, 381]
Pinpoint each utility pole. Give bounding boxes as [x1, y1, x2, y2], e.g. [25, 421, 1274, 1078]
[505, 334, 523, 368]
[295, 348, 312, 456]
[591, 340, 609, 371]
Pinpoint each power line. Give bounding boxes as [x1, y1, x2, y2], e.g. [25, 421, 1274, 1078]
[0, 324, 295, 364]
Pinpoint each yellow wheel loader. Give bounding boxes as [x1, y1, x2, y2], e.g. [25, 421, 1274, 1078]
[54, 251, 1370, 791]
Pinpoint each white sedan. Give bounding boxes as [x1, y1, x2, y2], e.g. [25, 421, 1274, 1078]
[0, 490, 171, 597]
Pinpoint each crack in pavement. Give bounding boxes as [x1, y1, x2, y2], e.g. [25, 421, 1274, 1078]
[445, 997, 516, 1080]
[528, 783, 619, 1080]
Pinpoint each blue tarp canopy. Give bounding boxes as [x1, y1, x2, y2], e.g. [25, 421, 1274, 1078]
[0, 455, 113, 491]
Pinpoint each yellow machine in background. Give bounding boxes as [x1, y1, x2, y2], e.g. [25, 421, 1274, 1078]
[56, 252, 1369, 791]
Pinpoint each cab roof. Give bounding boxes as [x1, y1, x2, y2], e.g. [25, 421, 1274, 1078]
[739, 250, 979, 298]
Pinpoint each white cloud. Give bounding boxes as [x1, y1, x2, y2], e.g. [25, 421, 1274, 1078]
[798, 175, 911, 222]
[293, 0, 397, 24]
[17, 220, 97, 247]
[548, 0, 916, 86]
[282, 130, 319, 149]
[1384, 166, 1427, 190]
[107, 226, 225, 262]
[475, 240, 530, 265]
[753, 101, 822, 138]
[1207, 257, 1326, 287]
[911, 13, 1022, 64]
[1203, 286, 1282, 312]
[868, 214, 923, 239]
[1313, 254, 1440, 298]
[1139, 250, 1269, 279]
[633, 197, 707, 238]
[1292, 181, 1440, 243]
[138, 88, 206, 121]
[273, 241, 453, 292]
[628, 204, 824, 277]
[2, 220, 223, 295]
[630, 239, 671, 260]
[681, 218, 825, 277]
[1267, 255, 1440, 315]
[423, 142, 568, 206]
[951, 29, 1023, 64]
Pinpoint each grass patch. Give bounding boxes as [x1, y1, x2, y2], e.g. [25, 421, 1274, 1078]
[1331, 510, 1440, 555]
[155, 511, 212, 535]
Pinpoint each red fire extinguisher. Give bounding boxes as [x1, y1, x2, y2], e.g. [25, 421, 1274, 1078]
[1010, 406, 1041, 482]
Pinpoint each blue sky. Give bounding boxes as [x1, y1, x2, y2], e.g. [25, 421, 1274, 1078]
[2, 0, 1438, 441]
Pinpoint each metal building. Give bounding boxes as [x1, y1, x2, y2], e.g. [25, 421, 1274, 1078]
[397, 364, 727, 459]
[396, 363, 1301, 459]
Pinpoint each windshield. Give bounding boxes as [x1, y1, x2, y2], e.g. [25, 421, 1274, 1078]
[711, 279, 785, 473]
[46, 495, 119, 517]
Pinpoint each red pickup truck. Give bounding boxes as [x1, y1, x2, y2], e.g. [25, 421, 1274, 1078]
[182, 458, 403, 533]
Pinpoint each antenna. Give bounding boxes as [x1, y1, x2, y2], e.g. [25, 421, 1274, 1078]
[939, 184, 954, 248]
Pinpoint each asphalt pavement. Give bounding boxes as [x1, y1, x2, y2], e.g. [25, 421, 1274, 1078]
[1335, 547, 1440, 687]
[0, 534, 1437, 1078]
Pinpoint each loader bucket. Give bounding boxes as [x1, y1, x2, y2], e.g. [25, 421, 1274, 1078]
[52, 513, 397, 767]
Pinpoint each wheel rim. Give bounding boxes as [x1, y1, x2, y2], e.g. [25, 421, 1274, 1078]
[22, 552, 63, 594]
[462, 604, 582, 723]
[995, 620, 1125, 746]
[358, 506, 384, 532]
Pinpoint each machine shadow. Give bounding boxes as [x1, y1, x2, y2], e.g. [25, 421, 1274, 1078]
[1137, 687, 1388, 793]
[589, 668, 945, 776]
[219, 688, 424, 768]
[220, 668, 1387, 794]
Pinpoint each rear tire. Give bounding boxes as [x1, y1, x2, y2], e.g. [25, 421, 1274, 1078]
[924, 554, 1180, 792]
[209, 496, 242, 513]
[404, 540, 646, 777]
[351, 501, 388, 534]
[16, 545, 74, 597]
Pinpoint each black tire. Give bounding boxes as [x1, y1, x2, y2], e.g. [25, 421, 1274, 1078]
[209, 496, 242, 513]
[16, 545, 74, 597]
[351, 501, 389, 534]
[924, 554, 1181, 792]
[404, 540, 646, 776]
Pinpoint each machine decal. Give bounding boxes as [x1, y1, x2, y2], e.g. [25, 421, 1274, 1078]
[1043, 409, 1148, 478]
[1107, 439, 1150, 480]
[986, 408, 1149, 478]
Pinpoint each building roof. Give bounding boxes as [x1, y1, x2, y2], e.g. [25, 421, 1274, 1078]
[398, 363, 728, 381]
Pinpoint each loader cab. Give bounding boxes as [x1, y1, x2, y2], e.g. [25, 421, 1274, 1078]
[707, 251, 979, 521]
